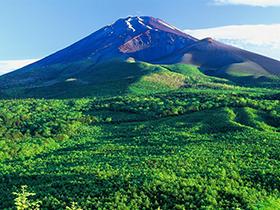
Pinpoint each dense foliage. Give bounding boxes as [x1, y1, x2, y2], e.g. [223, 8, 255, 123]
[0, 87, 279, 209]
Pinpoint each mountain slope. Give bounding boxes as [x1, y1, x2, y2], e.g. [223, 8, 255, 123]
[158, 38, 280, 77]
[0, 16, 279, 98]
[0, 16, 197, 89]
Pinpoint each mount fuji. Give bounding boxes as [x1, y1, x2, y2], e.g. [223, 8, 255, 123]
[0, 16, 279, 98]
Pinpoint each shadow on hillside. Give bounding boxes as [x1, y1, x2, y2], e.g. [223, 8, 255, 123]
[1, 61, 164, 99]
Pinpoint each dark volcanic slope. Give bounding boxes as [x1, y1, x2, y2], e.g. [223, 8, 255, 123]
[182, 38, 280, 76]
[0, 16, 279, 90]
[156, 38, 280, 76]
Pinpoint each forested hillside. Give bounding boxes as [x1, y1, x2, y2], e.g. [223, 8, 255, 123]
[0, 87, 279, 209]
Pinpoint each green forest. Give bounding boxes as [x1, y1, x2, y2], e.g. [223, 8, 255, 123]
[0, 86, 279, 209]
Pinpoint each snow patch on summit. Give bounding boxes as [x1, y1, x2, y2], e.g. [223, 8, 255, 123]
[158, 20, 180, 31]
[137, 17, 144, 22]
[137, 17, 152, 30]
[126, 18, 136, 32]
[158, 20, 176, 30]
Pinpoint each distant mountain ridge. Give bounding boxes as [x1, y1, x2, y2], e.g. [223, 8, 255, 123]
[0, 16, 279, 98]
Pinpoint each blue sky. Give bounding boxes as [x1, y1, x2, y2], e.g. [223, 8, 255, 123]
[1, 0, 280, 73]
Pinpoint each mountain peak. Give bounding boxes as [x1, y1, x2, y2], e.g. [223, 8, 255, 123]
[109, 16, 192, 38]
[111, 16, 154, 33]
